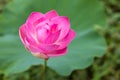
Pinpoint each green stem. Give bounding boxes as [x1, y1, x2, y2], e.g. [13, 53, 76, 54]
[41, 59, 47, 80]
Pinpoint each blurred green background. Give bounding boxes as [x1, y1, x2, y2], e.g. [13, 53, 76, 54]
[0, 0, 120, 80]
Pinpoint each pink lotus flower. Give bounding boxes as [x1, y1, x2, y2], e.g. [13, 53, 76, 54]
[19, 10, 76, 60]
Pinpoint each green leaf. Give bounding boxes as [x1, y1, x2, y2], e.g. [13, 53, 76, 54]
[0, 0, 107, 76]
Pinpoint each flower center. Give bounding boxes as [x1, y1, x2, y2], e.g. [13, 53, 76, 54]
[50, 24, 58, 33]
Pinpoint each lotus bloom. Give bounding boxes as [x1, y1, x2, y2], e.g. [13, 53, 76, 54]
[19, 10, 76, 60]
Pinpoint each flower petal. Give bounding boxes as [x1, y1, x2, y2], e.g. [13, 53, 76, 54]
[45, 30, 60, 44]
[25, 12, 45, 34]
[37, 27, 48, 43]
[47, 47, 67, 57]
[45, 10, 58, 19]
[52, 16, 70, 41]
[39, 43, 60, 51]
[19, 25, 43, 53]
[19, 25, 26, 44]
[26, 12, 44, 23]
[57, 29, 76, 49]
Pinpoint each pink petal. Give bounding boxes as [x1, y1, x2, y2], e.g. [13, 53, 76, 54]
[33, 17, 46, 27]
[38, 43, 60, 51]
[26, 45, 43, 53]
[50, 24, 58, 32]
[24, 40, 48, 54]
[25, 12, 45, 34]
[47, 47, 67, 57]
[26, 12, 44, 23]
[26, 47, 49, 60]
[19, 24, 27, 45]
[19, 25, 43, 53]
[52, 16, 70, 41]
[44, 30, 60, 44]
[37, 27, 48, 43]
[25, 42, 49, 60]
[25, 22, 34, 33]
[45, 10, 58, 19]
[57, 29, 76, 49]
[20, 24, 40, 46]
[19, 26, 38, 53]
